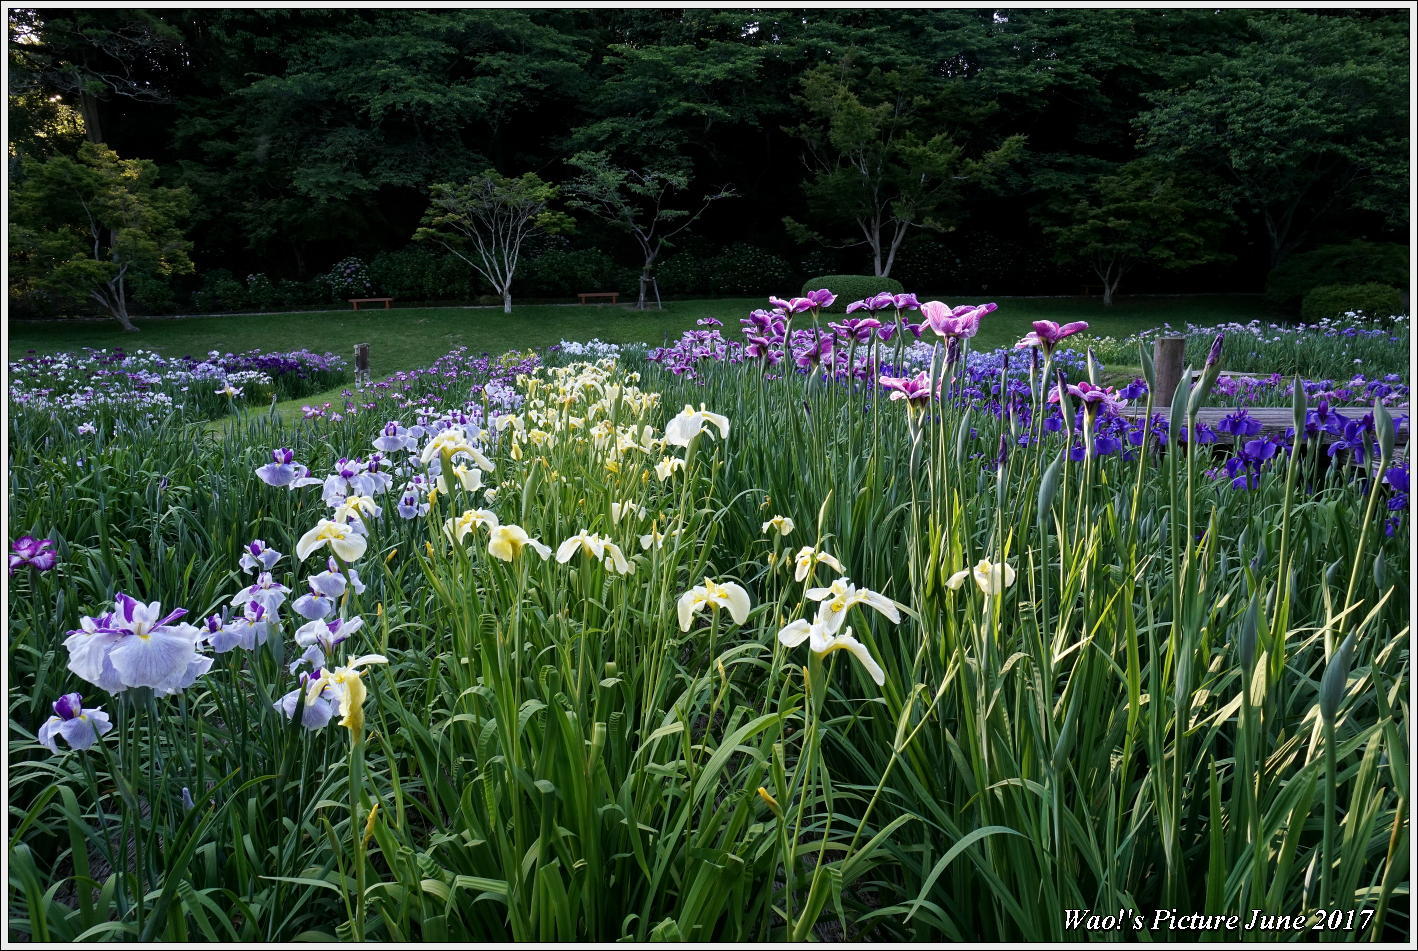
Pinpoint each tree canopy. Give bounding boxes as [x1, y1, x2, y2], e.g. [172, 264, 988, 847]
[6, 7, 1407, 315]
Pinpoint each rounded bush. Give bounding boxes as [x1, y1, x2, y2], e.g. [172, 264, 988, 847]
[801, 274, 904, 311]
[1300, 283, 1404, 323]
[1266, 241, 1409, 311]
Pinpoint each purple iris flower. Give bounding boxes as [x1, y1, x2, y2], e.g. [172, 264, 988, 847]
[921, 301, 995, 339]
[1225, 438, 1280, 489]
[1118, 379, 1148, 401]
[1049, 380, 1126, 416]
[9, 536, 57, 575]
[37, 693, 113, 754]
[832, 318, 883, 342]
[273, 669, 339, 730]
[64, 593, 211, 696]
[805, 288, 836, 309]
[396, 487, 430, 520]
[256, 449, 320, 490]
[239, 539, 283, 573]
[892, 293, 920, 311]
[794, 333, 835, 369]
[1016, 320, 1089, 353]
[1217, 409, 1263, 437]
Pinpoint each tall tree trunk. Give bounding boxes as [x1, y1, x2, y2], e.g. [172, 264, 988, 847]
[502, 290, 512, 314]
[78, 88, 104, 144]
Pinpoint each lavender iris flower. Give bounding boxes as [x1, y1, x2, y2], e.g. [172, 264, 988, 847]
[372, 421, 416, 453]
[239, 539, 283, 573]
[273, 669, 339, 730]
[256, 448, 321, 489]
[65, 593, 211, 695]
[37, 693, 113, 754]
[9, 536, 58, 575]
[291, 616, 365, 672]
[230, 571, 290, 613]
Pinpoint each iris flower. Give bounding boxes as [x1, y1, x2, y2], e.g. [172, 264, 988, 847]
[1016, 320, 1089, 353]
[274, 670, 340, 730]
[677, 578, 752, 631]
[945, 558, 1017, 595]
[793, 546, 845, 583]
[239, 539, 282, 573]
[805, 578, 901, 632]
[230, 571, 290, 613]
[304, 653, 388, 741]
[37, 693, 113, 754]
[611, 501, 647, 523]
[655, 457, 687, 481]
[256, 448, 321, 489]
[879, 372, 933, 404]
[487, 524, 551, 562]
[762, 516, 795, 537]
[9, 536, 57, 575]
[296, 519, 368, 563]
[664, 404, 731, 447]
[65, 593, 211, 696]
[777, 617, 885, 686]
[444, 508, 500, 544]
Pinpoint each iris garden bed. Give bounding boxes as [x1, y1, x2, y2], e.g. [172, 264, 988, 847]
[6, 292, 1410, 942]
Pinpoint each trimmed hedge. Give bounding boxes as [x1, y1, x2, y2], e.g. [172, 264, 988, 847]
[801, 274, 905, 312]
[1299, 283, 1404, 323]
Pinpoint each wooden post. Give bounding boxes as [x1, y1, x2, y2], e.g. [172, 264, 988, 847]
[1153, 336, 1185, 408]
[354, 342, 370, 389]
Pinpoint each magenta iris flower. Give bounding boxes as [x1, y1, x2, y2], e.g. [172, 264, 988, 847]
[9, 536, 57, 575]
[921, 302, 996, 339]
[880, 372, 933, 404]
[768, 295, 816, 314]
[1049, 380, 1127, 415]
[805, 288, 836, 309]
[1016, 320, 1089, 352]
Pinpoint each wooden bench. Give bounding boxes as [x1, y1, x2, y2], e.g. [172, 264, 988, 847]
[348, 297, 393, 310]
[578, 291, 619, 305]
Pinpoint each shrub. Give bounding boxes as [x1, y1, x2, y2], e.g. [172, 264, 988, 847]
[654, 254, 708, 297]
[370, 246, 473, 301]
[520, 248, 621, 298]
[1266, 241, 1409, 311]
[319, 256, 374, 301]
[801, 274, 905, 311]
[127, 273, 179, 315]
[889, 235, 963, 291]
[243, 273, 281, 311]
[701, 243, 794, 296]
[190, 269, 247, 313]
[1300, 283, 1404, 323]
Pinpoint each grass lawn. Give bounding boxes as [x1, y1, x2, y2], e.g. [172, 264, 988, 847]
[8, 294, 1264, 417]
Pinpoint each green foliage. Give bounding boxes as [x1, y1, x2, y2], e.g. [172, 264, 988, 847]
[190, 269, 249, 313]
[519, 247, 620, 297]
[1038, 157, 1226, 303]
[801, 274, 904, 310]
[1265, 241, 1410, 311]
[1137, 11, 1409, 265]
[369, 246, 473, 301]
[787, 60, 1025, 278]
[8, 142, 194, 330]
[415, 170, 572, 311]
[1300, 283, 1404, 323]
[655, 242, 794, 297]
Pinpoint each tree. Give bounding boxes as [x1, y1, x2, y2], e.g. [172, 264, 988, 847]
[7, 9, 183, 145]
[566, 151, 734, 310]
[9, 142, 193, 330]
[786, 61, 1024, 278]
[1136, 11, 1407, 267]
[1038, 159, 1225, 306]
[414, 171, 571, 313]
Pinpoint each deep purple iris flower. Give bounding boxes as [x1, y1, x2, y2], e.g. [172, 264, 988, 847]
[1218, 409, 1263, 437]
[1225, 438, 1280, 489]
[9, 536, 57, 575]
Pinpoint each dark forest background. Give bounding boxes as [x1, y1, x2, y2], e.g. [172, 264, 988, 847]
[7, 7, 1409, 315]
